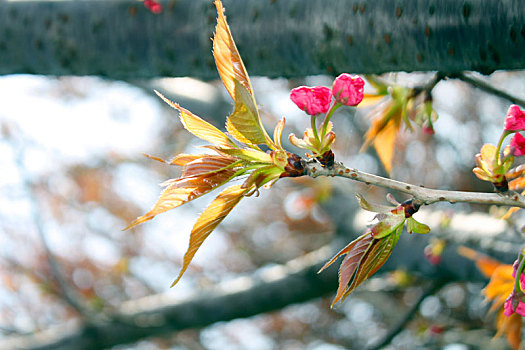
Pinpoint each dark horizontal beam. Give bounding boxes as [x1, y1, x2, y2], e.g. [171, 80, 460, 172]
[1, 0, 524, 79]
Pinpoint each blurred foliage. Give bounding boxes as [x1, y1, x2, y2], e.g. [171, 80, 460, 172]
[1, 70, 525, 349]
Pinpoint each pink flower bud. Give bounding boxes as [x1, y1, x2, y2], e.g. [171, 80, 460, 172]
[332, 73, 365, 106]
[289, 86, 332, 116]
[504, 104, 525, 131]
[422, 123, 435, 135]
[510, 133, 525, 156]
[504, 292, 525, 317]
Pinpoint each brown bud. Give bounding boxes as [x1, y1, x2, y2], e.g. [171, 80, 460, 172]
[280, 153, 305, 178]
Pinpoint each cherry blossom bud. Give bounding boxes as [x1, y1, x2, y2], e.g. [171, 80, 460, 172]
[504, 292, 525, 317]
[290, 86, 332, 115]
[504, 104, 525, 131]
[510, 133, 525, 156]
[422, 123, 435, 135]
[332, 73, 365, 106]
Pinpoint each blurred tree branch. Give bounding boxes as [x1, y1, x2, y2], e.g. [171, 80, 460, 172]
[0, 0, 524, 79]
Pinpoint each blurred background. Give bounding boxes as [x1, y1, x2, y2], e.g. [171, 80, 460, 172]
[1, 71, 525, 349]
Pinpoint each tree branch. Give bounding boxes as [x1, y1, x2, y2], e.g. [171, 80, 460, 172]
[455, 72, 525, 107]
[302, 158, 525, 209]
[0, 0, 524, 79]
[368, 280, 444, 350]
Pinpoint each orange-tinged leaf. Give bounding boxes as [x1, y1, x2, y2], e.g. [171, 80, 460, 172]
[501, 207, 521, 220]
[213, 0, 254, 101]
[181, 155, 237, 178]
[368, 116, 400, 174]
[345, 226, 402, 298]
[170, 154, 206, 166]
[329, 232, 374, 306]
[483, 265, 514, 302]
[509, 177, 525, 191]
[171, 184, 248, 286]
[358, 93, 388, 108]
[226, 80, 274, 148]
[506, 164, 525, 180]
[155, 90, 236, 149]
[457, 246, 503, 278]
[496, 312, 522, 350]
[143, 153, 170, 164]
[125, 169, 236, 230]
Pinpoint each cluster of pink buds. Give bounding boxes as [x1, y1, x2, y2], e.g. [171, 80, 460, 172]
[288, 74, 364, 163]
[505, 105, 525, 156]
[473, 104, 525, 192]
[290, 73, 364, 116]
[504, 253, 525, 317]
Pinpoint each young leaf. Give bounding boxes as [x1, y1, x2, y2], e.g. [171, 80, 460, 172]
[213, 0, 254, 100]
[358, 93, 388, 108]
[496, 312, 522, 350]
[241, 165, 283, 189]
[216, 147, 273, 163]
[171, 184, 248, 286]
[370, 116, 400, 174]
[125, 169, 236, 230]
[226, 80, 274, 148]
[370, 214, 405, 238]
[181, 155, 237, 178]
[154, 90, 236, 149]
[406, 217, 431, 234]
[457, 246, 505, 280]
[170, 154, 208, 166]
[355, 193, 394, 213]
[319, 232, 374, 306]
[343, 225, 402, 298]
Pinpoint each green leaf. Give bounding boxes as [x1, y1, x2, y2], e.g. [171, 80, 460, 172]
[226, 80, 274, 148]
[406, 217, 431, 234]
[242, 165, 283, 189]
[171, 184, 247, 287]
[355, 193, 394, 213]
[370, 213, 405, 239]
[155, 90, 236, 149]
[216, 147, 272, 163]
[344, 225, 402, 298]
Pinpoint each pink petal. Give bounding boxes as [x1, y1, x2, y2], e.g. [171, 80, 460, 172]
[504, 294, 515, 316]
[290, 86, 332, 115]
[511, 133, 525, 156]
[504, 104, 525, 131]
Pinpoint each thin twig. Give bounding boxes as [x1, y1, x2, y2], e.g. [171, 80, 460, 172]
[367, 280, 443, 350]
[455, 72, 525, 107]
[302, 158, 525, 208]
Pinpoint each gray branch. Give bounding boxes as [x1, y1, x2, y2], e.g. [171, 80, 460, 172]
[1, 0, 524, 79]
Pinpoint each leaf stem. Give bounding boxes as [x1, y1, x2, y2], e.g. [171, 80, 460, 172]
[311, 115, 320, 146]
[514, 252, 525, 294]
[321, 102, 341, 140]
[496, 130, 511, 165]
